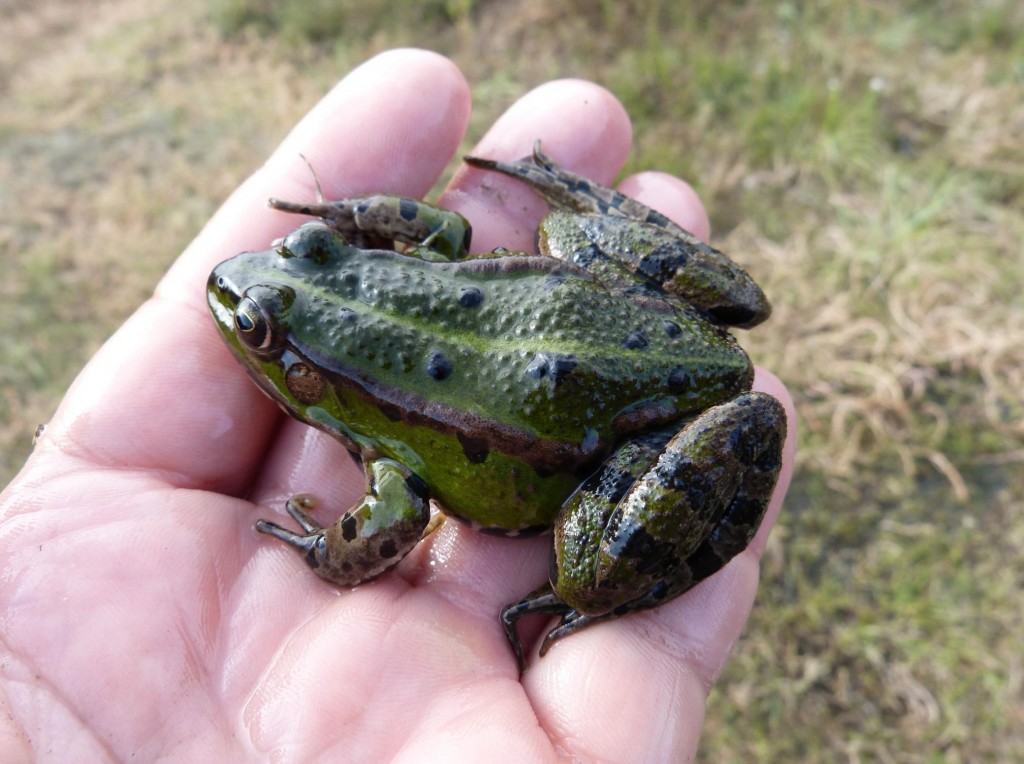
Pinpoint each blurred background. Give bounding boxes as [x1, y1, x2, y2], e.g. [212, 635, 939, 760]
[2, 0, 1021, 759]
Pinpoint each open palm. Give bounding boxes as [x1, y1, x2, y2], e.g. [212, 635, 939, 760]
[0, 50, 793, 762]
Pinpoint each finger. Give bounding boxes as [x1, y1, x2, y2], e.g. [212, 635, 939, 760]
[617, 171, 711, 241]
[161, 50, 471, 302]
[41, 50, 470, 495]
[441, 78, 633, 254]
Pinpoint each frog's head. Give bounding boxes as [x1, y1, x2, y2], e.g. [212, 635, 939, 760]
[207, 219, 354, 355]
[207, 249, 296, 365]
[206, 222, 353, 423]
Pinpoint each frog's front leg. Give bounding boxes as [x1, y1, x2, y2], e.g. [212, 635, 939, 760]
[256, 458, 431, 586]
[503, 392, 786, 668]
[267, 195, 472, 261]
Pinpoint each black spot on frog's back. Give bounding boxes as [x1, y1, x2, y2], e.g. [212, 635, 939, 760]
[458, 286, 484, 308]
[525, 352, 577, 384]
[623, 329, 649, 350]
[667, 366, 693, 394]
[426, 349, 453, 381]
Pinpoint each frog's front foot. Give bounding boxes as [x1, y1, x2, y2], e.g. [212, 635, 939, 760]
[256, 458, 431, 586]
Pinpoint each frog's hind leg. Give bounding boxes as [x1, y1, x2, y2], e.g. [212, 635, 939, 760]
[255, 458, 431, 587]
[466, 141, 654, 222]
[464, 141, 772, 328]
[500, 429, 674, 671]
[539, 392, 786, 657]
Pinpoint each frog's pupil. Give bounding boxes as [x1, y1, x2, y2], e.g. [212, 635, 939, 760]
[235, 298, 270, 350]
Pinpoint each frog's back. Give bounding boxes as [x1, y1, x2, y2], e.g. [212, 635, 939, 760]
[283, 237, 752, 471]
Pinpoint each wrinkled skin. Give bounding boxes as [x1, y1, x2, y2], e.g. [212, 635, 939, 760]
[0, 50, 794, 762]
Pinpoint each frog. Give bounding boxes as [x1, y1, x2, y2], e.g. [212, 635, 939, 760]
[206, 142, 786, 671]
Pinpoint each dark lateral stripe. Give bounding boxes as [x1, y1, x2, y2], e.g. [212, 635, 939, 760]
[300, 347, 606, 473]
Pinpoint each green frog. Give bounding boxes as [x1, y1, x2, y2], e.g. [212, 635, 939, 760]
[207, 143, 786, 670]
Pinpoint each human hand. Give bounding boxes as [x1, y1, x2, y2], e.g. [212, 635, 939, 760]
[0, 49, 794, 761]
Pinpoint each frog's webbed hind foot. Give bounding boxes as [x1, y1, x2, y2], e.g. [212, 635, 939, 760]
[466, 140, 686, 233]
[255, 458, 431, 587]
[500, 584, 574, 673]
[501, 584, 652, 671]
[536, 602, 630, 655]
[465, 141, 623, 217]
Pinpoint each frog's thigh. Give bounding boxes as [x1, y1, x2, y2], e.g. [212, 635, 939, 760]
[594, 392, 786, 605]
[257, 458, 431, 587]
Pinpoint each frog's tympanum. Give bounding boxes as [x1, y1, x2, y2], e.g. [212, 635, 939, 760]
[208, 143, 786, 670]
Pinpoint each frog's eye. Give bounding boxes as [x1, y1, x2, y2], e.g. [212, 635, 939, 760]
[234, 296, 276, 352]
[234, 285, 294, 353]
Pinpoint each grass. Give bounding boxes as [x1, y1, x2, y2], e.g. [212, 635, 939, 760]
[3, 0, 1023, 759]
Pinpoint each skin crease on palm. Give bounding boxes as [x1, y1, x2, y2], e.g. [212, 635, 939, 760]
[0, 49, 794, 762]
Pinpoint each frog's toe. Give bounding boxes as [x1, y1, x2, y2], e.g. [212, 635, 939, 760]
[500, 584, 572, 673]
